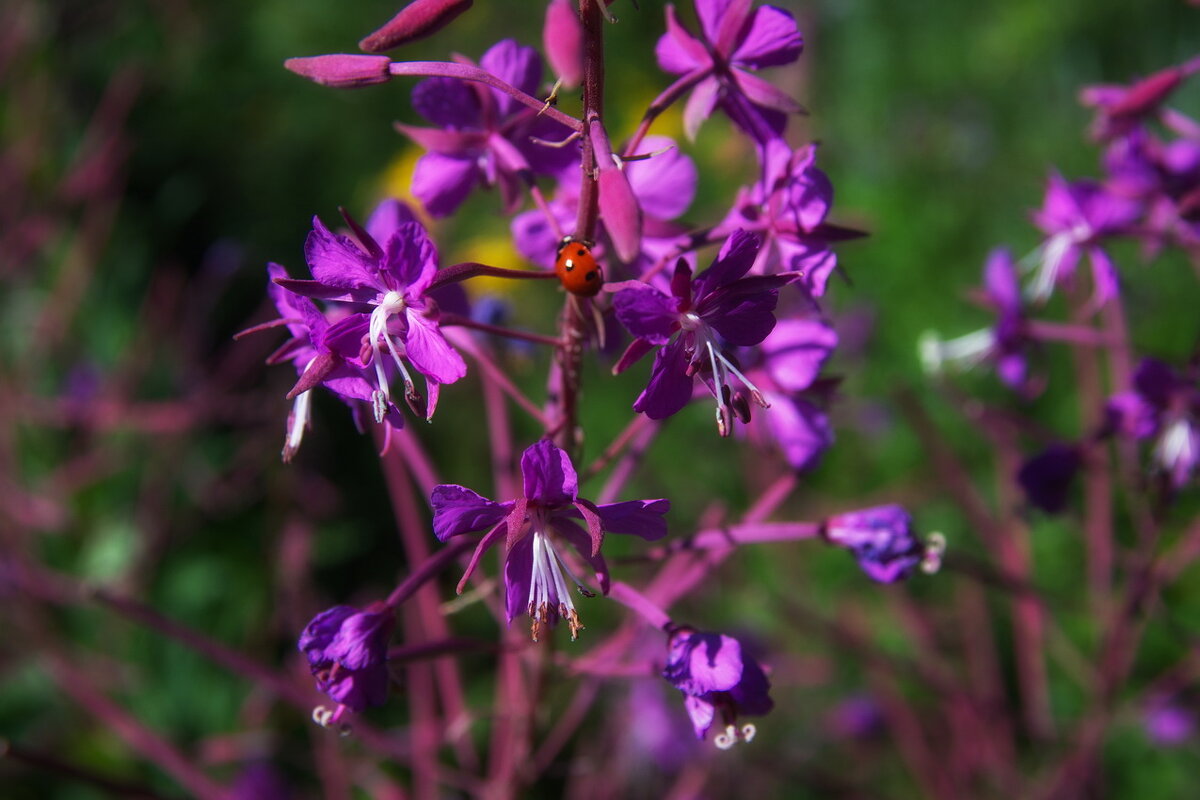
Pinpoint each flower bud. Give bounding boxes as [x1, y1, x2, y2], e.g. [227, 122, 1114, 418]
[359, 0, 473, 53]
[284, 55, 392, 89]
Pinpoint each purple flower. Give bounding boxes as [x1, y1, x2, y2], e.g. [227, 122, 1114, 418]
[258, 262, 403, 461]
[719, 140, 853, 297]
[430, 440, 669, 641]
[397, 40, 578, 216]
[299, 603, 396, 724]
[920, 248, 1036, 394]
[661, 626, 773, 748]
[822, 505, 942, 583]
[1030, 174, 1141, 306]
[274, 200, 466, 422]
[613, 230, 792, 434]
[511, 135, 698, 272]
[656, 0, 804, 141]
[1080, 59, 1200, 142]
[736, 318, 837, 471]
[1104, 358, 1199, 490]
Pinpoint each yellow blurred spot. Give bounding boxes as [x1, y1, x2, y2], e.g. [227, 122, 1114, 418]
[456, 235, 538, 297]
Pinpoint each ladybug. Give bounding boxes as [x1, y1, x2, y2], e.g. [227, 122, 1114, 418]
[554, 236, 603, 297]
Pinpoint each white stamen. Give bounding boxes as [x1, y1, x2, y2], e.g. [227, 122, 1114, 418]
[714, 724, 738, 750]
[366, 291, 418, 422]
[283, 389, 312, 463]
[1155, 419, 1196, 477]
[740, 723, 757, 742]
[919, 328, 996, 375]
[1027, 233, 1073, 302]
[921, 532, 947, 575]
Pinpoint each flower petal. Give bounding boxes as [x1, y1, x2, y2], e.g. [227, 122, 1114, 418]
[404, 310, 467, 384]
[732, 5, 803, 69]
[633, 338, 694, 420]
[592, 498, 671, 541]
[411, 152, 482, 218]
[305, 216, 379, 292]
[479, 39, 542, 116]
[625, 136, 698, 221]
[613, 285, 678, 345]
[520, 440, 578, 506]
[503, 534, 535, 623]
[412, 75, 482, 129]
[430, 484, 509, 540]
[656, 5, 711, 75]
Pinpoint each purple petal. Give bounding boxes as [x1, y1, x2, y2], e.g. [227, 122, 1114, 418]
[633, 338, 694, 420]
[683, 695, 716, 739]
[686, 633, 744, 693]
[703, 285, 780, 346]
[403, 310, 467, 384]
[299, 606, 357, 659]
[325, 610, 393, 670]
[1017, 445, 1083, 514]
[729, 654, 774, 715]
[656, 6, 711, 75]
[592, 498, 670, 541]
[732, 5, 803, 68]
[479, 39, 542, 117]
[305, 216, 379, 292]
[693, 229, 760, 296]
[767, 395, 833, 471]
[322, 314, 371, 364]
[712, 0, 755, 57]
[411, 152, 482, 218]
[683, 76, 721, 141]
[1133, 358, 1179, 410]
[412, 76, 481, 128]
[366, 198, 419, 245]
[520, 439, 578, 507]
[430, 484, 509, 540]
[732, 67, 803, 114]
[1085, 245, 1121, 307]
[983, 247, 1020, 311]
[695, 0, 736, 46]
[512, 203, 571, 267]
[613, 285, 679, 345]
[380, 221, 439, 293]
[761, 319, 837, 392]
[625, 136, 698, 221]
[503, 535, 535, 623]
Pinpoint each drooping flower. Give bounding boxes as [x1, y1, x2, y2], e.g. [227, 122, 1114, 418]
[718, 140, 859, 298]
[274, 200, 466, 422]
[1104, 358, 1199, 490]
[261, 263, 403, 461]
[655, 0, 804, 141]
[613, 230, 793, 434]
[397, 39, 578, 216]
[299, 603, 396, 726]
[1029, 173, 1140, 306]
[920, 248, 1037, 394]
[821, 505, 943, 583]
[430, 440, 669, 641]
[661, 626, 773, 749]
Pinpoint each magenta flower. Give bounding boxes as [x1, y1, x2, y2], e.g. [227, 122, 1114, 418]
[299, 603, 396, 725]
[1030, 173, 1141, 306]
[656, 0, 804, 141]
[661, 626, 773, 748]
[822, 505, 942, 583]
[430, 440, 669, 641]
[719, 140, 854, 298]
[920, 248, 1036, 394]
[397, 39, 578, 216]
[613, 230, 792, 434]
[263, 263, 403, 461]
[274, 200, 466, 422]
[1105, 358, 1198, 490]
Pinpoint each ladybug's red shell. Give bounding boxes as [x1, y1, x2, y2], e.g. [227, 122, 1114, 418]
[554, 236, 603, 297]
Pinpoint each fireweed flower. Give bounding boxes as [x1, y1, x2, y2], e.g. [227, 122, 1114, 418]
[920, 248, 1036, 393]
[1080, 58, 1200, 142]
[430, 440, 669, 641]
[299, 602, 396, 727]
[1029, 173, 1141, 306]
[274, 200, 467, 422]
[821, 505, 944, 583]
[1104, 358, 1199, 490]
[655, 0, 804, 141]
[613, 230, 793, 434]
[661, 626, 773, 749]
[397, 39, 578, 217]
[735, 318, 837, 471]
[263, 263, 402, 461]
[719, 140, 850, 298]
[511, 135, 698, 272]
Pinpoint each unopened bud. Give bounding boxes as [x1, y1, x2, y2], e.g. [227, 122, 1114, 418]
[544, 0, 584, 88]
[359, 0, 474, 53]
[284, 55, 393, 89]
